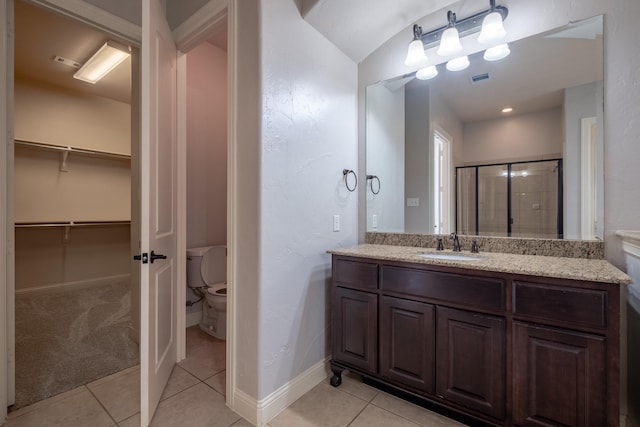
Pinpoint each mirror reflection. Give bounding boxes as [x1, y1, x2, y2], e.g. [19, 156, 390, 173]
[366, 16, 603, 240]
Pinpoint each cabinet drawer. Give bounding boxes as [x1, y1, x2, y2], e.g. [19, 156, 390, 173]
[334, 258, 378, 290]
[513, 281, 607, 329]
[382, 266, 504, 312]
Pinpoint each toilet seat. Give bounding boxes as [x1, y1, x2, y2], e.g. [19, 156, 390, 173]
[206, 283, 227, 296]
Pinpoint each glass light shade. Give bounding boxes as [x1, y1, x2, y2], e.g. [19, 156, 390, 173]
[437, 27, 462, 56]
[416, 65, 438, 80]
[484, 43, 511, 61]
[404, 39, 428, 67]
[446, 55, 470, 71]
[478, 11, 507, 44]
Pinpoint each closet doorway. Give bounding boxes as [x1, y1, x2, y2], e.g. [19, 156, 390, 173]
[12, 0, 138, 409]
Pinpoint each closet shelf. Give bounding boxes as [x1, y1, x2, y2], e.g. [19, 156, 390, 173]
[15, 139, 131, 161]
[15, 220, 131, 228]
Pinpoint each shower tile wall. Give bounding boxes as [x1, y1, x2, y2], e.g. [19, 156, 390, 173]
[511, 161, 559, 238]
[458, 160, 560, 238]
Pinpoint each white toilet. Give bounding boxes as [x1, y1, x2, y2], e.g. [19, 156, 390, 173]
[186, 245, 227, 340]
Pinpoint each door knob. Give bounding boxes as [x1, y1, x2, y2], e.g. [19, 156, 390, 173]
[134, 253, 149, 264]
[150, 251, 167, 264]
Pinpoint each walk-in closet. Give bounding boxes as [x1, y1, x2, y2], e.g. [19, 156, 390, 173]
[12, 1, 137, 408]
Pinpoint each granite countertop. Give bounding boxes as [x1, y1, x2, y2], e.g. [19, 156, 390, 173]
[328, 244, 631, 285]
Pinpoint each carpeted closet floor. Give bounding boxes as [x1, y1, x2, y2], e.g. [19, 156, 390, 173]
[14, 279, 139, 409]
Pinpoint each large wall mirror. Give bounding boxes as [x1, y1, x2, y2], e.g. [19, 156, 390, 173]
[366, 16, 603, 240]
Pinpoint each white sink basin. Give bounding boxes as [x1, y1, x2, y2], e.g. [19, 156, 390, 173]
[417, 252, 483, 262]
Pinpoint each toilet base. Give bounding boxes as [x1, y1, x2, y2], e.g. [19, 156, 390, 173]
[200, 299, 227, 340]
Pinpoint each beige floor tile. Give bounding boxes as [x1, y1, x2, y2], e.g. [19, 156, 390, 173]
[204, 370, 226, 396]
[350, 404, 421, 427]
[7, 386, 87, 419]
[230, 419, 255, 427]
[178, 326, 226, 380]
[370, 392, 467, 427]
[4, 386, 114, 427]
[118, 413, 141, 427]
[337, 371, 378, 402]
[150, 382, 240, 427]
[87, 365, 140, 422]
[161, 365, 201, 401]
[269, 382, 367, 427]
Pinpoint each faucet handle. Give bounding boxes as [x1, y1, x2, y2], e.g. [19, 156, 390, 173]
[436, 238, 444, 251]
[471, 240, 479, 253]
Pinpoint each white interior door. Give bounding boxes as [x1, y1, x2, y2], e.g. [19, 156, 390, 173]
[140, 0, 178, 424]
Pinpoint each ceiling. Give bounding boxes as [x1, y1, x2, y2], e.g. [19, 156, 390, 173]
[14, 0, 227, 105]
[302, 0, 459, 63]
[14, 0, 133, 103]
[14, 0, 602, 124]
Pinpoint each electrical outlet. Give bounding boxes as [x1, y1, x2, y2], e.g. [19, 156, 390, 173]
[333, 215, 340, 232]
[372, 214, 378, 229]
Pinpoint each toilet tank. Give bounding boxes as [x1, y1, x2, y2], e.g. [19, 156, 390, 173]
[186, 245, 226, 287]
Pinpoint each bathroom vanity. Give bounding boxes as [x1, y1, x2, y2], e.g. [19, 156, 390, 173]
[328, 244, 630, 427]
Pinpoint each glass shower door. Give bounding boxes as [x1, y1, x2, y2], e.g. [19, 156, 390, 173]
[456, 160, 562, 238]
[477, 165, 508, 236]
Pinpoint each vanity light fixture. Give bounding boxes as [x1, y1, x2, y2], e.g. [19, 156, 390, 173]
[404, 24, 429, 67]
[478, 0, 507, 44]
[437, 11, 463, 57]
[484, 43, 511, 61]
[446, 56, 470, 71]
[416, 65, 438, 80]
[73, 40, 130, 84]
[403, 1, 509, 77]
[502, 107, 513, 113]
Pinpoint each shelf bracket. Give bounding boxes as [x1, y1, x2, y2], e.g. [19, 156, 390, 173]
[60, 148, 70, 172]
[63, 222, 73, 241]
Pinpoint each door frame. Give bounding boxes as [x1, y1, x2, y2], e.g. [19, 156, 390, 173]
[1, 0, 235, 420]
[1, 0, 14, 419]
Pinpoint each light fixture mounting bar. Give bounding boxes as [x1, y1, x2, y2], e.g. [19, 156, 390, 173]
[418, 5, 508, 49]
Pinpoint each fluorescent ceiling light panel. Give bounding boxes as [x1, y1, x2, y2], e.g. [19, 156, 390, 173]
[73, 41, 130, 84]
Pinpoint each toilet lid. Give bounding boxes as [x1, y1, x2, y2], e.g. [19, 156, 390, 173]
[207, 283, 227, 296]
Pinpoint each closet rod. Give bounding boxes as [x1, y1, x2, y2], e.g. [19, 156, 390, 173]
[15, 221, 131, 228]
[14, 139, 131, 160]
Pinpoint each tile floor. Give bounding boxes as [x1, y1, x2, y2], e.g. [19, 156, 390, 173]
[4, 326, 466, 427]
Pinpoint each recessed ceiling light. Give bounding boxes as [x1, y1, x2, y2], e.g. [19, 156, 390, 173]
[502, 107, 513, 113]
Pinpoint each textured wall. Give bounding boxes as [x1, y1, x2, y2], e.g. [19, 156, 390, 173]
[184, 41, 227, 316]
[259, 0, 358, 399]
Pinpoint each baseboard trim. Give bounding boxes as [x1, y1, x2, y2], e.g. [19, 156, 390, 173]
[186, 310, 201, 328]
[15, 274, 131, 296]
[231, 357, 330, 426]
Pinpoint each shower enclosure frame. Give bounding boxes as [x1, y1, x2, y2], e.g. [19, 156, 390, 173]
[455, 158, 563, 239]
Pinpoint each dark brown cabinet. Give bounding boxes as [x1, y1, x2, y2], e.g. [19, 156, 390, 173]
[513, 322, 606, 426]
[331, 287, 378, 379]
[329, 254, 620, 427]
[380, 296, 435, 393]
[436, 307, 505, 419]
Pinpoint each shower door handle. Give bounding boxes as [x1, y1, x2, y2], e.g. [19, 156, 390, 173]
[150, 251, 167, 264]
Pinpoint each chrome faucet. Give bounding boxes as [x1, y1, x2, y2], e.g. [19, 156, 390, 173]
[436, 238, 444, 251]
[450, 232, 461, 252]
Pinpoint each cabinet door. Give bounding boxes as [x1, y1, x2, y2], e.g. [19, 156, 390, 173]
[332, 287, 378, 373]
[380, 296, 435, 394]
[513, 322, 605, 427]
[436, 307, 506, 419]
